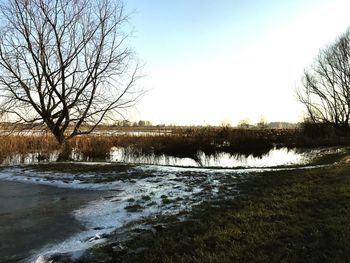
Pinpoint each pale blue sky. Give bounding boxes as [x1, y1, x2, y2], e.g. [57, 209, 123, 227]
[124, 0, 350, 125]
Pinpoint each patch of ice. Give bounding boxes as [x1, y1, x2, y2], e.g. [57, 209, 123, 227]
[0, 167, 122, 190]
[29, 169, 210, 261]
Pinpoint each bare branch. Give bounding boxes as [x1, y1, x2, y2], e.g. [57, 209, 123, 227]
[0, 0, 142, 144]
[298, 29, 350, 133]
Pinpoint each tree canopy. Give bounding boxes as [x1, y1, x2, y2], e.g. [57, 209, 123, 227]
[298, 29, 350, 133]
[0, 0, 141, 144]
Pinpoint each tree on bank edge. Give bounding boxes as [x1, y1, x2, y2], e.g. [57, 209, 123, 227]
[298, 29, 350, 134]
[0, 0, 141, 145]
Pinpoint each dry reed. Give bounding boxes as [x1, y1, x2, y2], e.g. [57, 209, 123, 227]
[0, 126, 348, 162]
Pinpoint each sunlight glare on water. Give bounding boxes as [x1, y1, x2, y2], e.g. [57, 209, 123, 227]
[109, 147, 308, 168]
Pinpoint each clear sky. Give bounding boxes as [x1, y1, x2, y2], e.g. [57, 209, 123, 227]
[124, 0, 350, 126]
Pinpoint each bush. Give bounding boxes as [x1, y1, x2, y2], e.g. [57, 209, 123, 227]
[301, 122, 335, 138]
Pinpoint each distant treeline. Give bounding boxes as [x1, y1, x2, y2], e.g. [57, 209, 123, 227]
[0, 121, 300, 133]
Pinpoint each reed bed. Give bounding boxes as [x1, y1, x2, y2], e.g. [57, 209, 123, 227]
[0, 126, 349, 162]
[0, 135, 60, 161]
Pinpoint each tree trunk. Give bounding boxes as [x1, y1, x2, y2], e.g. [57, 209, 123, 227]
[54, 132, 71, 161]
[57, 141, 71, 161]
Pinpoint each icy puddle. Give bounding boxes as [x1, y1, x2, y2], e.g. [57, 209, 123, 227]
[0, 147, 342, 262]
[0, 180, 102, 263]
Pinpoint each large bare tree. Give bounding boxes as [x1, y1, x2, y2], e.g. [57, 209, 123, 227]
[298, 29, 350, 133]
[0, 0, 141, 144]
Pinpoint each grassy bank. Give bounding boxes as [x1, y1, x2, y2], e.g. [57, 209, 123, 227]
[81, 161, 350, 262]
[1, 127, 350, 162]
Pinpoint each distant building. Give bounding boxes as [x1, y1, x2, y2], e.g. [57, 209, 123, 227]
[267, 122, 299, 129]
[122, 120, 132, 127]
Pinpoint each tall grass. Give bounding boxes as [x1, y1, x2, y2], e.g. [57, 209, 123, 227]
[0, 135, 59, 161]
[0, 126, 349, 162]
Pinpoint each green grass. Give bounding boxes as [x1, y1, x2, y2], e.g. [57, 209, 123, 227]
[88, 163, 350, 263]
[309, 148, 349, 165]
[124, 204, 143, 213]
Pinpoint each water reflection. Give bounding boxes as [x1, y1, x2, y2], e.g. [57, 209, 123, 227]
[0, 147, 337, 168]
[2, 151, 60, 166]
[109, 147, 310, 168]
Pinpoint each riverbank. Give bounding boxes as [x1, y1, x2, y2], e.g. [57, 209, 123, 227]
[75, 158, 350, 262]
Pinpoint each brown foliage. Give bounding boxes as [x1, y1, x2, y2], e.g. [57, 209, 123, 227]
[0, 127, 349, 163]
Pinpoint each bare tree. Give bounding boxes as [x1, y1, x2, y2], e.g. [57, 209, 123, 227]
[0, 0, 141, 144]
[298, 29, 350, 133]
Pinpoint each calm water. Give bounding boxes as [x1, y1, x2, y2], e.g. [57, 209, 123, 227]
[109, 147, 312, 167]
[2, 147, 329, 168]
